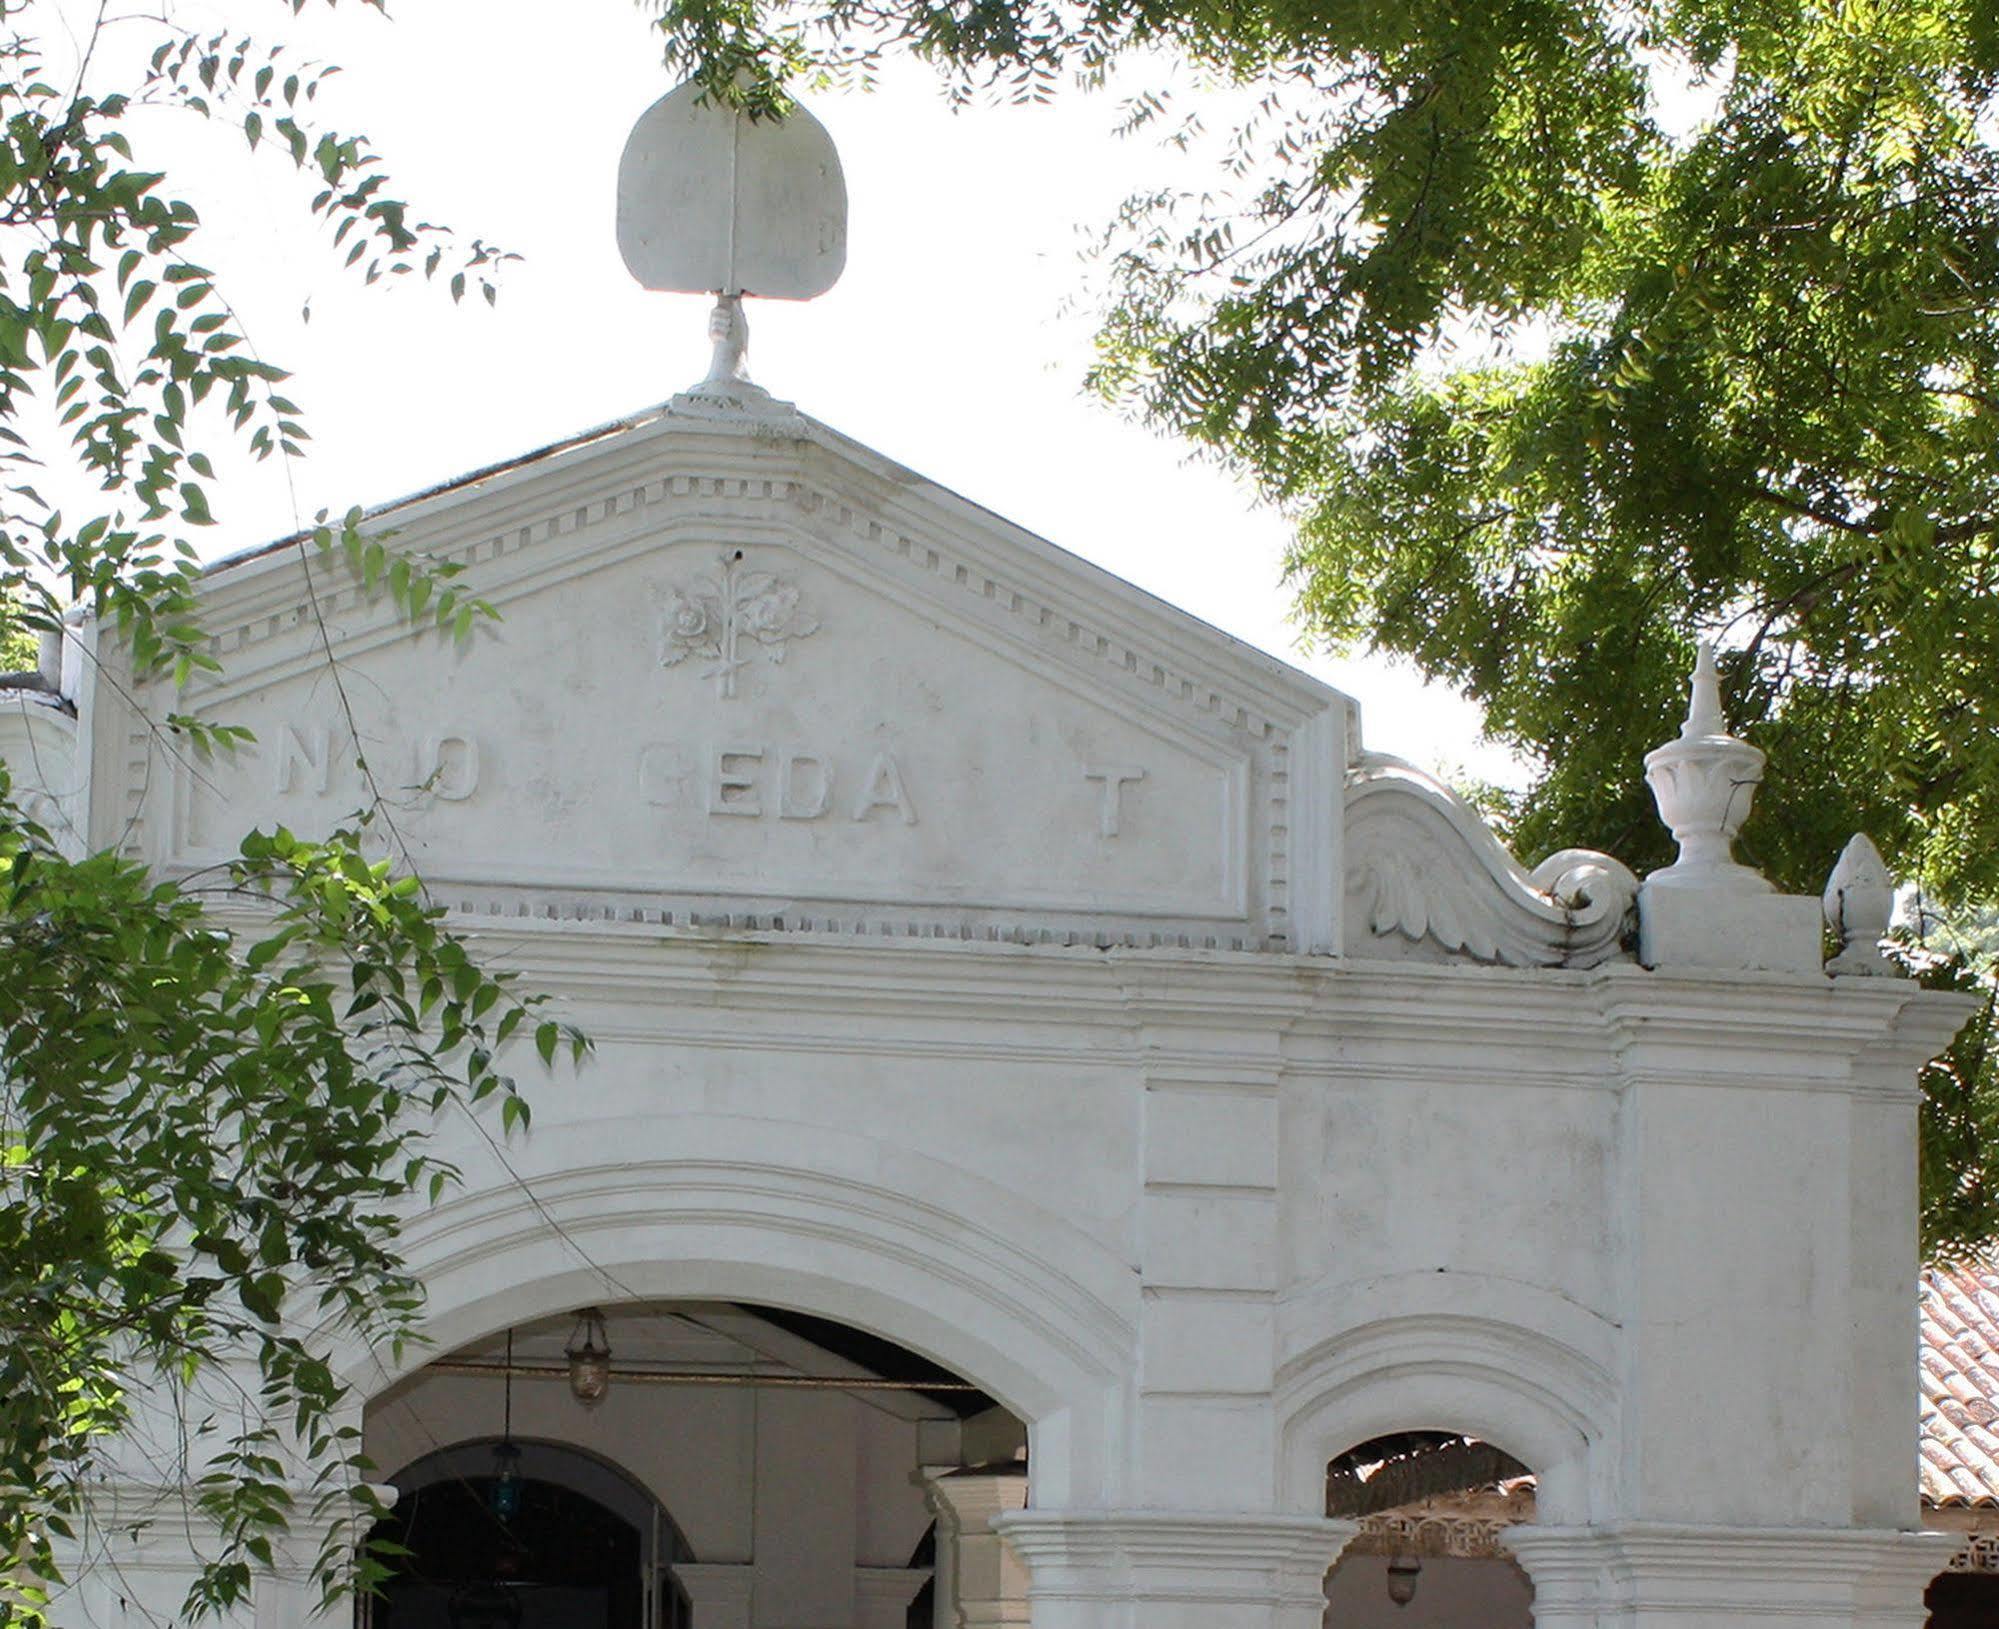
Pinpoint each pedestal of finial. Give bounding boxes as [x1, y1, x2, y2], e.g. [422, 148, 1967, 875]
[1637, 884, 1825, 974]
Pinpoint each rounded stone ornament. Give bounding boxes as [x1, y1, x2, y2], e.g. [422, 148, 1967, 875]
[617, 80, 848, 300]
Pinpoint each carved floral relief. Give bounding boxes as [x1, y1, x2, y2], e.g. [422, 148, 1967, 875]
[658, 549, 820, 699]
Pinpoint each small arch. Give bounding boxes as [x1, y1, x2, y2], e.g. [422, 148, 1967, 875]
[386, 1438, 694, 1561]
[1276, 1303, 1617, 1523]
[370, 1439, 691, 1629]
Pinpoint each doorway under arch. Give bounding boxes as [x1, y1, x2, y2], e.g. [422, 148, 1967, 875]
[362, 1300, 1024, 1629]
[368, 1439, 694, 1629]
[1321, 1431, 1536, 1629]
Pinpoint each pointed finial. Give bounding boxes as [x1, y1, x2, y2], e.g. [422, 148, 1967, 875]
[1824, 833, 1901, 977]
[1681, 640, 1726, 739]
[1642, 641, 1771, 892]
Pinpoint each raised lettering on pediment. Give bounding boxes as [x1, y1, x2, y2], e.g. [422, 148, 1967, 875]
[137, 415, 1347, 950]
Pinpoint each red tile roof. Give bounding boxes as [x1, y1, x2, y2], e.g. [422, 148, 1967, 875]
[1922, 1265, 1999, 1507]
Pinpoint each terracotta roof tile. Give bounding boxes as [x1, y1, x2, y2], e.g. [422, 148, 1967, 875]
[1921, 1264, 1999, 1507]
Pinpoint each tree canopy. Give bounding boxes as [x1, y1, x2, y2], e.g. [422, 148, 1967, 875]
[653, 0, 1999, 1254]
[0, 3, 575, 1621]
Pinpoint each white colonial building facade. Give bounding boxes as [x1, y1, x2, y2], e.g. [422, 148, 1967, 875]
[1, 377, 1975, 1629]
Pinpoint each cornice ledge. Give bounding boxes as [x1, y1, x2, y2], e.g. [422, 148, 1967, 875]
[789, 422, 1342, 732]
[1344, 755, 1637, 970]
[994, 1509, 1354, 1593]
[1506, 1521, 1956, 1593]
[1588, 964, 1981, 1087]
[427, 920, 1336, 1018]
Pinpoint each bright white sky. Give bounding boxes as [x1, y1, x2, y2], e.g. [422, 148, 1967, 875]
[73, 0, 1519, 784]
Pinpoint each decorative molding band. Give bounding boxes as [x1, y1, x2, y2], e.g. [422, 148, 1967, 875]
[1947, 1530, 1999, 1573]
[1347, 1508, 1525, 1561]
[1344, 755, 1637, 969]
[1505, 1523, 1958, 1615]
[994, 1511, 1354, 1608]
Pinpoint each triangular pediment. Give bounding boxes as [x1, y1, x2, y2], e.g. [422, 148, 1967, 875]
[98, 400, 1348, 951]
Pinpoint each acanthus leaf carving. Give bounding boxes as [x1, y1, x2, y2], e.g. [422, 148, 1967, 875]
[1344, 755, 1637, 969]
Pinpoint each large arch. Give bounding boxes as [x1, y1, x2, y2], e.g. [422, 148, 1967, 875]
[1276, 1274, 1620, 1524]
[334, 1113, 1137, 1507]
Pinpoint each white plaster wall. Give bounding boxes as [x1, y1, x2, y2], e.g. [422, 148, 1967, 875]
[855, 1407, 933, 1569]
[1290, 1075, 1620, 1325]
[45, 404, 1979, 1628]
[0, 695, 82, 852]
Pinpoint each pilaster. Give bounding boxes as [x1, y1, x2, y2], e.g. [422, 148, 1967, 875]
[1603, 976, 1974, 1527]
[57, 1481, 346, 1629]
[1506, 1523, 1957, 1629]
[923, 1469, 1031, 1628]
[995, 1510, 1351, 1629]
[1127, 989, 1303, 1509]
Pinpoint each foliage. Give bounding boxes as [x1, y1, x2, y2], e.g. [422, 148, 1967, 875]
[650, 0, 1999, 1250]
[0, 799, 579, 1618]
[0, 2, 573, 1622]
[1916, 966, 1999, 1262]
[0, 593, 32, 669]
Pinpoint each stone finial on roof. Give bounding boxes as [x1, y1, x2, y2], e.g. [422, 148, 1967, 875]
[1636, 642, 1825, 973]
[616, 78, 847, 402]
[1642, 641, 1771, 894]
[1825, 833, 1901, 978]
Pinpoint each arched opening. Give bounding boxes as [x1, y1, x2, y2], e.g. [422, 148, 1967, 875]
[368, 1440, 691, 1629]
[1321, 1431, 1535, 1629]
[1927, 1564, 1999, 1628]
[362, 1299, 1026, 1629]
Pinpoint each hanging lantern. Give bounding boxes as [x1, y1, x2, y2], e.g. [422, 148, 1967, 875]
[1385, 1552, 1421, 1607]
[565, 1308, 612, 1406]
[490, 1439, 523, 1522]
[491, 1327, 522, 1521]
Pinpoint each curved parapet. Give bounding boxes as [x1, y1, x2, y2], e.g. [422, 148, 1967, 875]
[1343, 754, 1637, 969]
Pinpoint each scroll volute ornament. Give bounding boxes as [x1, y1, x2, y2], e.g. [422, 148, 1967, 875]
[1643, 641, 1772, 893]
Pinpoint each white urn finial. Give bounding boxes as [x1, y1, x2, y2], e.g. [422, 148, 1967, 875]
[1824, 833, 1900, 976]
[1642, 641, 1772, 893]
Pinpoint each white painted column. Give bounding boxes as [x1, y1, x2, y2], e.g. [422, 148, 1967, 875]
[924, 1470, 1030, 1628]
[1127, 1003, 1299, 1516]
[1586, 979, 1969, 1628]
[675, 1562, 754, 1629]
[995, 1511, 1351, 1629]
[55, 1489, 222, 1629]
[58, 1481, 348, 1629]
[855, 1566, 931, 1629]
[1506, 1525, 1955, 1629]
